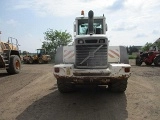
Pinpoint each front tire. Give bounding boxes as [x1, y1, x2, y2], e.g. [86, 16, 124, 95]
[108, 79, 127, 92]
[38, 58, 44, 64]
[145, 61, 152, 65]
[6, 55, 21, 74]
[154, 55, 160, 66]
[57, 79, 75, 93]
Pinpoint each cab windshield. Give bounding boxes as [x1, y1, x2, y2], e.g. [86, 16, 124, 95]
[37, 49, 45, 55]
[78, 19, 104, 35]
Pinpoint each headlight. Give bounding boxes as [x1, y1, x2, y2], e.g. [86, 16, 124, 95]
[99, 39, 105, 43]
[78, 39, 84, 44]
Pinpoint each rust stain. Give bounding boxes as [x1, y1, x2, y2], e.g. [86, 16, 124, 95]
[53, 73, 130, 85]
[54, 73, 130, 81]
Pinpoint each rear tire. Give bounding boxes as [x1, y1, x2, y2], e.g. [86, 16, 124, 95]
[108, 79, 127, 92]
[6, 55, 21, 74]
[57, 79, 75, 93]
[136, 57, 142, 66]
[38, 58, 44, 64]
[154, 55, 160, 66]
[28, 57, 33, 64]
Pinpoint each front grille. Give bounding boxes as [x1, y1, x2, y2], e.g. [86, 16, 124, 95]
[75, 44, 108, 68]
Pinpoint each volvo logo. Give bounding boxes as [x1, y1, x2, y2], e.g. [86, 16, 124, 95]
[89, 52, 94, 57]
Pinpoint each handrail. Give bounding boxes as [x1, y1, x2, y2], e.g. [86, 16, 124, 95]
[8, 37, 20, 50]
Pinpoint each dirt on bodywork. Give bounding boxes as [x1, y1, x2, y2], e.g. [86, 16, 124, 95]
[0, 60, 160, 120]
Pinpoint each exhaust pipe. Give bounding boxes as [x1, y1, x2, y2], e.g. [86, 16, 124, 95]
[88, 10, 94, 35]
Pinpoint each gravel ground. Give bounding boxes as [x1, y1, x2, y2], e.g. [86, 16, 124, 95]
[0, 60, 160, 120]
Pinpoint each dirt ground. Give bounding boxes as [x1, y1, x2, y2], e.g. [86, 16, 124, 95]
[0, 60, 160, 120]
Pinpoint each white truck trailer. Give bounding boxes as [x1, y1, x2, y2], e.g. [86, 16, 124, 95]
[53, 10, 131, 93]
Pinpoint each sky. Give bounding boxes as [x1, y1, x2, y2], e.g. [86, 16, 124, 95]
[0, 0, 160, 53]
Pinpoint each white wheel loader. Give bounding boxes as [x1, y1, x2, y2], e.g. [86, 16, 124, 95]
[53, 10, 131, 93]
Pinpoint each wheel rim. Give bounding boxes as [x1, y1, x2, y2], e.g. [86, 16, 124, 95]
[39, 59, 42, 63]
[29, 60, 32, 63]
[39, 58, 43, 63]
[15, 60, 20, 69]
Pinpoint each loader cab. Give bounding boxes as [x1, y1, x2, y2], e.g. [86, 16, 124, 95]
[74, 13, 107, 37]
[37, 49, 46, 57]
[73, 10, 109, 69]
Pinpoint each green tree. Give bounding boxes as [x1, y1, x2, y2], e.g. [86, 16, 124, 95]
[132, 46, 138, 52]
[126, 46, 129, 53]
[22, 51, 29, 55]
[153, 41, 160, 49]
[42, 29, 72, 53]
[141, 42, 152, 51]
[128, 46, 132, 55]
[157, 41, 160, 49]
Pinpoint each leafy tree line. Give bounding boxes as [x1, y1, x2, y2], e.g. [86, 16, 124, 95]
[41, 29, 72, 61]
[141, 41, 160, 51]
[42, 29, 72, 53]
[126, 46, 139, 55]
[126, 41, 160, 54]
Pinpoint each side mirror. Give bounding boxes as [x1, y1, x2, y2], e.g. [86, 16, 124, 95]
[106, 24, 108, 31]
[74, 24, 76, 32]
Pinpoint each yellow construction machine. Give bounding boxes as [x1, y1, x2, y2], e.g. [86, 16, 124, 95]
[0, 37, 21, 74]
[23, 48, 51, 64]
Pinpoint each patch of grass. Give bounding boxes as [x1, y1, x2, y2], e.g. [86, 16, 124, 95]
[128, 56, 136, 59]
[128, 53, 137, 59]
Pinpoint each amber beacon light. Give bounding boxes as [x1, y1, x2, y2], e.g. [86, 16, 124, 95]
[81, 10, 84, 15]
